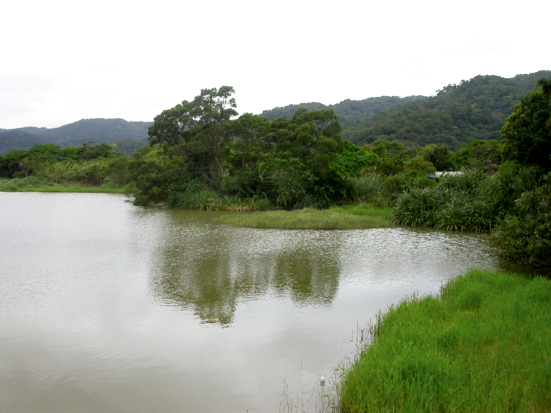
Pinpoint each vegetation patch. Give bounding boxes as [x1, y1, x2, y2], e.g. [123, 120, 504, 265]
[392, 165, 541, 232]
[214, 204, 393, 230]
[0, 177, 124, 193]
[338, 269, 551, 412]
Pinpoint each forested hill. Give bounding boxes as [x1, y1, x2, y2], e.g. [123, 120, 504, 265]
[260, 96, 425, 129]
[345, 70, 551, 150]
[0, 131, 47, 154]
[3, 70, 549, 155]
[0, 118, 152, 155]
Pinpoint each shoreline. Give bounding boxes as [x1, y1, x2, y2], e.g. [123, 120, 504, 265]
[214, 205, 395, 230]
[1, 178, 393, 230]
[337, 268, 551, 412]
[0, 178, 125, 194]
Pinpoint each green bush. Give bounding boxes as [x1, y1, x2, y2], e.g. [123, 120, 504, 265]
[404, 155, 436, 175]
[393, 167, 542, 232]
[352, 174, 383, 202]
[381, 174, 407, 199]
[127, 147, 186, 206]
[35, 159, 110, 186]
[489, 173, 551, 267]
[393, 187, 438, 227]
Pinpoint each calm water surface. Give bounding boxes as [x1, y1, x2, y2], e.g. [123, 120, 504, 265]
[0, 193, 498, 412]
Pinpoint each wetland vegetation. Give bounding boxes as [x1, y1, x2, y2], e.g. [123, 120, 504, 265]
[215, 204, 394, 230]
[0, 176, 124, 193]
[338, 269, 551, 412]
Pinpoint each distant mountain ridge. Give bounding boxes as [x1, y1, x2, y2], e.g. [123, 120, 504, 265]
[0, 118, 152, 155]
[345, 71, 551, 149]
[2, 70, 550, 155]
[260, 70, 551, 150]
[260, 96, 426, 129]
[0, 130, 46, 154]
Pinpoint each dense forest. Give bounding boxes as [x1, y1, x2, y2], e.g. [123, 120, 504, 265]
[345, 71, 551, 149]
[260, 95, 425, 129]
[261, 71, 551, 150]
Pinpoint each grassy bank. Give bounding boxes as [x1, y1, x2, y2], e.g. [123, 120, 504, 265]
[338, 269, 551, 412]
[0, 177, 124, 193]
[215, 204, 394, 230]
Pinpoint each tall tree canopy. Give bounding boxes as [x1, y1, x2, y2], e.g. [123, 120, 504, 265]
[133, 86, 374, 208]
[148, 86, 237, 174]
[501, 78, 551, 171]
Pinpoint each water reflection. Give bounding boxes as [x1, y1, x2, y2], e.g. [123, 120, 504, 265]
[149, 211, 341, 325]
[0, 193, 499, 413]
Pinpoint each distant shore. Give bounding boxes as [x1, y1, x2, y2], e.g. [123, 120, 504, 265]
[0, 177, 124, 193]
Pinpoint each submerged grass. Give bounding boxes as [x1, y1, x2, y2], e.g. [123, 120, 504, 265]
[0, 177, 124, 193]
[338, 269, 551, 412]
[215, 204, 394, 230]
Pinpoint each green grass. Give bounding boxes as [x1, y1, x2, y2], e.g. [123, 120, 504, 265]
[20, 185, 124, 193]
[338, 269, 551, 412]
[0, 177, 124, 193]
[214, 204, 394, 230]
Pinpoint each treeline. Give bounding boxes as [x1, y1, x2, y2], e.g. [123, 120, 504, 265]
[0, 87, 476, 209]
[132, 86, 376, 209]
[130, 87, 496, 210]
[260, 95, 425, 129]
[0, 142, 128, 187]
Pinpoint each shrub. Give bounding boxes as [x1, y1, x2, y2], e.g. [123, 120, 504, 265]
[381, 174, 407, 199]
[393, 167, 542, 232]
[351, 174, 383, 202]
[489, 173, 551, 267]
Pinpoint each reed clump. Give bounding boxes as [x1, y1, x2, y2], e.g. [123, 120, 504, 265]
[338, 269, 551, 412]
[36, 158, 110, 186]
[165, 181, 264, 211]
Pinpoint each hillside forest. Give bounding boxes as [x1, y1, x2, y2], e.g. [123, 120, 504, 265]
[2, 71, 549, 156]
[0, 118, 151, 155]
[1, 73, 550, 268]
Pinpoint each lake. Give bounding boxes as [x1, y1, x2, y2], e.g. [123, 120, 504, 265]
[0, 192, 498, 412]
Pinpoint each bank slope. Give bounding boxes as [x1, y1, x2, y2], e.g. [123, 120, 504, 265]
[339, 269, 551, 412]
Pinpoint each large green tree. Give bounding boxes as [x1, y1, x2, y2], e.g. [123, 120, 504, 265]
[501, 78, 551, 171]
[148, 86, 238, 176]
[421, 144, 453, 171]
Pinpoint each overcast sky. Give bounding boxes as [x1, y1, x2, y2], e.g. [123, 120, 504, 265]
[1, 0, 549, 129]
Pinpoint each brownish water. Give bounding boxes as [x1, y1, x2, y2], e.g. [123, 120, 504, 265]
[0, 192, 497, 412]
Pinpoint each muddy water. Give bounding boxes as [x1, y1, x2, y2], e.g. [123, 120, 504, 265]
[0, 193, 497, 412]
